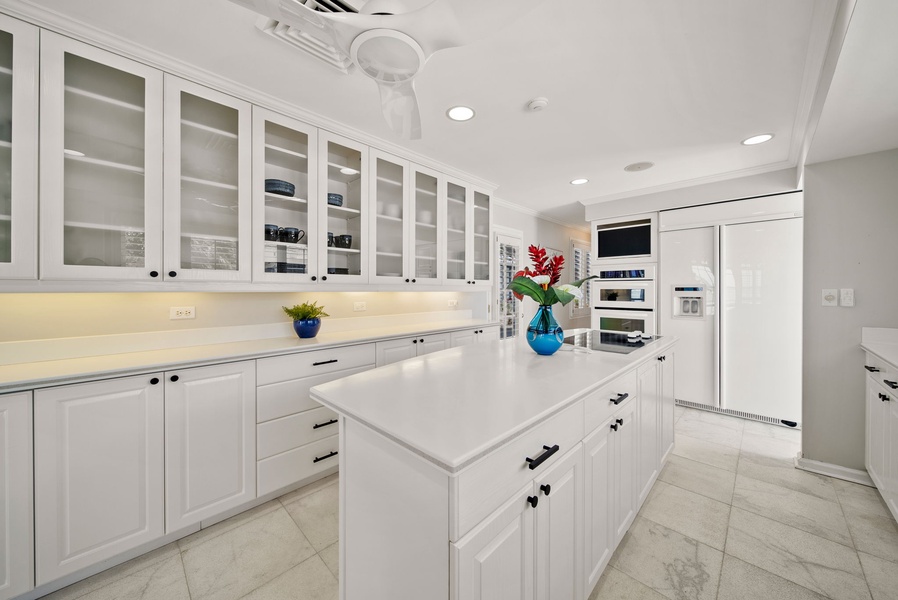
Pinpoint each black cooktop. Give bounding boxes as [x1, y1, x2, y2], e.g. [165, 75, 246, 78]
[562, 329, 659, 354]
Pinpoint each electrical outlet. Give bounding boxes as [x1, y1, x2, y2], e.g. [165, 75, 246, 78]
[821, 289, 838, 307]
[170, 306, 195, 320]
[840, 288, 855, 307]
[353, 302, 367, 312]
[448, 299, 458, 307]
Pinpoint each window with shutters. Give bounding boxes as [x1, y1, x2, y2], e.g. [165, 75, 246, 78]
[570, 240, 592, 318]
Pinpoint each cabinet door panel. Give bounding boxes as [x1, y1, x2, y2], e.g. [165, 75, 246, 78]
[584, 422, 613, 592]
[165, 361, 256, 532]
[34, 376, 164, 584]
[660, 353, 676, 462]
[614, 400, 638, 544]
[445, 178, 469, 282]
[453, 485, 534, 600]
[868, 384, 887, 488]
[0, 391, 33, 599]
[451, 329, 476, 348]
[419, 333, 451, 355]
[369, 150, 410, 283]
[410, 165, 443, 283]
[637, 361, 660, 507]
[470, 190, 491, 285]
[534, 445, 583, 600]
[889, 396, 898, 517]
[375, 337, 417, 366]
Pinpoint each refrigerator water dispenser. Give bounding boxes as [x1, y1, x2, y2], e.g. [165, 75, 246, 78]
[672, 286, 705, 318]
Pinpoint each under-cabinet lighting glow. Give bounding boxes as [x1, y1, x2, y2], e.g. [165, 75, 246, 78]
[741, 133, 774, 146]
[446, 106, 475, 121]
[570, 178, 589, 185]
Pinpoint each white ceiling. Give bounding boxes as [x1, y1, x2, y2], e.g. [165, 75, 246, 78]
[12, 0, 898, 227]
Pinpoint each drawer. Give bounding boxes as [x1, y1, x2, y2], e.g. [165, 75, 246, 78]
[452, 400, 584, 541]
[257, 364, 373, 423]
[865, 353, 898, 393]
[258, 405, 339, 459]
[257, 435, 339, 497]
[257, 343, 376, 386]
[584, 369, 638, 433]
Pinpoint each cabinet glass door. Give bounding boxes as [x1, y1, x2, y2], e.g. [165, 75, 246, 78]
[0, 16, 37, 280]
[445, 180, 468, 282]
[472, 190, 491, 283]
[371, 150, 407, 283]
[319, 132, 367, 281]
[164, 76, 251, 281]
[411, 166, 441, 283]
[40, 32, 162, 280]
[252, 108, 317, 282]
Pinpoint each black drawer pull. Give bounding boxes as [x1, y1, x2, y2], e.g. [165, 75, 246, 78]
[526, 444, 559, 470]
[616, 418, 624, 426]
[540, 484, 551, 496]
[884, 380, 898, 390]
[610, 423, 619, 431]
[313, 450, 338, 463]
[880, 393, 890, 402]
[312, 359, 339, 367]
[170, 375, 179, 382]
[313, 418, 338, 429]
[527, 495, 539, 508]
[610, 392, 629, 405]
[865, 365, 880, 372]
[149, 377, 159, 385]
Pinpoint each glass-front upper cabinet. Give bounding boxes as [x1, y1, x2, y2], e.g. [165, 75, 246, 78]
[409, 164, 443, 284]
[317, 131, 368, 282]
[164, 75, 251, 281]
[470, 189, 492, 285]
[40, 32, 163, 280]
[251, 107, 318, 283]
[0, 15, 37, 280]
[445, 177, 469, 284]
[369, 149, 409, 284]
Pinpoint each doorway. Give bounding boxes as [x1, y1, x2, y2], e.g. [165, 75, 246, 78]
[494, 229, 523, 340]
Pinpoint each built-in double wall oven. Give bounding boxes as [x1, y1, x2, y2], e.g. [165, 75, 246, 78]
[591, 265, 657, 335]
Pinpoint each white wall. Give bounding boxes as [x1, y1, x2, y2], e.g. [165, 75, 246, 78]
[801, 148, 898, 469]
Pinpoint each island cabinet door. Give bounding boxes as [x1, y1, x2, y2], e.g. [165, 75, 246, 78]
[34, 375, 164, 585]
[613, 399, 638, 544]
[659, 351, 676, 463]
[164, 361, 256, 533]
[0, 391, 33, 600]
[532, 444, 583, 600]
[636, 359, 661, 507]
[583, 420, 614, 593]
[452, 484, 535, 600]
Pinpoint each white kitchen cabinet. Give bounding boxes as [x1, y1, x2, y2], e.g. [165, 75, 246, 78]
[611, 399, 638, 544]
[636, 359, 661, 507]
[318, 130, 369, 283]
[369, 149, 410, 284]
[470, 189, 492, 285]
[445, 178, 493, 286]
[375, 332, 451, 366]
[864, 352, 898, 521]
[34, 375, 165, 584]
[163, 75, 252, 282]
[659, 352, 676, 463]
[165, 361, 256, 532]
[252, 106, 318, 282]
[583, 417, 613, 593]
[410, 164, 444, 284]
[0, 15, 38, 280]
[0, 391, 33, 599]
[40, 31, 164, 281]
[450, 325, 501, 348]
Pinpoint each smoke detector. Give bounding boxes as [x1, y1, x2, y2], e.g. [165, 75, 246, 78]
[527, 97, 549, 111]
[624, 162, 654, 172]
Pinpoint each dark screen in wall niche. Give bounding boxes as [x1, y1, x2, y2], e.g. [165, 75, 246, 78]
[596, 224, 651, 258]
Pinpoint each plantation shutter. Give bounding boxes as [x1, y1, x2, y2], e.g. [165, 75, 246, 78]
[570, 241, 591, 318]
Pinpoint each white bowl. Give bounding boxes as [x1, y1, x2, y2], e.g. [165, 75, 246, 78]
[419, 210, 433, 224]
[386, 204, 401, 218]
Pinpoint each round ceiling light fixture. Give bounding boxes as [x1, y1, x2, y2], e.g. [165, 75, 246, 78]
[741, 133, 774, 146]
[624, 162, 654, 172]
[570, 178, 589, 185]
[350, 29, 425, 84]
[446, 106, 475, 121]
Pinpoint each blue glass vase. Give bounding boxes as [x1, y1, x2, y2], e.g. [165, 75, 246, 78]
[526, 305, 564, 356]
[293, 318, 322, 338]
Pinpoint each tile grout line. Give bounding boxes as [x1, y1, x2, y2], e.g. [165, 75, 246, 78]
[830, 479, 877, 600]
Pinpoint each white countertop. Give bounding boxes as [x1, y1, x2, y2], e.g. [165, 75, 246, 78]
[0, 319, 492, 393]
[861, 327, 898, 367]
[311, 336, 677, 473]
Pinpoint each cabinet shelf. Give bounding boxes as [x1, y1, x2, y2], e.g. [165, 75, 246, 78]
[265, 193, 307, 205]
[65, 153, 145, 174]
[475, 205, 489, 212]
[0, 140, 11, 150]
[328, 246, 360, 254]
[415, 221, 436, 229]
[376, 175, 402, 188]
[376, 213, 402, 223]
[264, 241, 308, 249]
[181, 119, 238, 139]
[0, 214, 12, 222]
[447, 197, 465, 206]
[447, 258, 464, 264]
[265, 143, 308, 160]
[376, 251, 402, 258]
[64, 220, 144, 233]
[415, 255, 436, 261]
[474, 233, 488, 239]
[182, 231, 238, 242]
[64, 85, 144, 113]
[328, 204, 361, 217]
[475, 261, 488, 266]
[415, 186, 436, 197]
[182, 176, 239, 191]
[447, 228, 464, 235]
[0, 65, 11, 76]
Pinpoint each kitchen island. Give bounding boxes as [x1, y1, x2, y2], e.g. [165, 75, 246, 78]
[311, 334, 677, 600]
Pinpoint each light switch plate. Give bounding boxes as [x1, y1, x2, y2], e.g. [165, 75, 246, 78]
[353, 302, 366, 312]
[822, 289, 838, 307]
[840, 288, 855, 307]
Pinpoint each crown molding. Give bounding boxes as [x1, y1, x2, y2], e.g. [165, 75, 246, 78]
[0, 0, 498, 191]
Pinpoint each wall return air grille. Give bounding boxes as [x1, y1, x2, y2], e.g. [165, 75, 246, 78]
[675, 399, 801, 430]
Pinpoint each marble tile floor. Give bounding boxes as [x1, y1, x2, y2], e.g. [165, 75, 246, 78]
[591, 406, 898, 600]
[39, 407, 897, 600]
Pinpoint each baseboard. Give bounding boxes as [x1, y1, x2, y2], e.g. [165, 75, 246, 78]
[794, 455, 874, 487]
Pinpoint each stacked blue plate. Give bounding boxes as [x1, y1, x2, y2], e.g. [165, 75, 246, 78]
[265, 179, 295, 197]
[327, 193, 343, 206]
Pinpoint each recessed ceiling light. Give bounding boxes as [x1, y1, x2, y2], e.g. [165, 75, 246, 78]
[446, 106, 475, 121]
[63, 148, 85, 157]
[340, 167, 359, 175]
[570, 178, 589, 185]
[741, 133, 774, 146]
[624, 162, 654, 172]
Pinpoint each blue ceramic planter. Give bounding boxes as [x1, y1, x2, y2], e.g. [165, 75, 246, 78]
[526, 305, 564, 355]
[293, 318, 322, 339]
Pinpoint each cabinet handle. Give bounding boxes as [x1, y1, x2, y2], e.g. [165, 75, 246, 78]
[168, 271, 177, 278]
[527, 495, 539, 508]
[420, 338, 424, 343]
[610, 392, 629, 405]
[616, 418, 624, 426]
[610, 423, 619, 431]
[405, 278, 410, 283]
[311, 276, 317, 281]
[525, 444, 559, 470]
[322, 275, 328, 281]
[149, 270, 159, 278]
[881, 393, 891, 402]
[865, 365, 880, 372]
[170, 375, 179, 382]
[540, 484, 551, 496]
[149, 377, 159, 385]
[412, 279, 416, 283]
[312, 359, 338, 366]
[413, 339, 418, 344]
[885, 380, 898, 390]
[313, 450, 338, 463]
[313, 418, 338, 429]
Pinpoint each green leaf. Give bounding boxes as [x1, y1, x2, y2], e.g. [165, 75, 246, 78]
[508, 276, 546, 304]
[552, 286, 576, 306]
[570, 274, 600, 288]
[542, 286, 560, 306]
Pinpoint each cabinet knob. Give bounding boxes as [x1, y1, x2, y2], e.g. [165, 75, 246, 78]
[311, 276, 317, 281]
[412, 278, 416, 283]
[168, 271, 177, 278]
[540, 484, 551, 496]
[881, 393, 891, 402]
[149, 271, 159, 278]
[610, 423, 619, 432]
[865, 365, 880, 372]
[405, 278, 410, 283]
[527, 495, 539, 508]
[413, 339, 418, 344]
[322, 276, 328, 281]
[170, 375, 179, 382]
[616, 418, 624, 426]
[420, 338, 424, 343]
[149, 377, 159, 385]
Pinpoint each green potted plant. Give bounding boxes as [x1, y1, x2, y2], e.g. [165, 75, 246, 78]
[283, 301, 330, 338]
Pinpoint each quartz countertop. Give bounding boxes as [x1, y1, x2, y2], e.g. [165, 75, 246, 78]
[861, 327, 898, 367]
[0, 319, 492, 393]
[311, 336, 677, 473]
